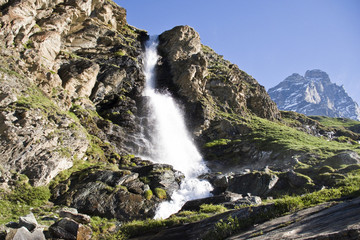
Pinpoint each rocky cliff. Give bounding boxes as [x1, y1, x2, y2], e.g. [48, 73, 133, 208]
[1, 0, 360, 239]
[268, 69, 360, 121]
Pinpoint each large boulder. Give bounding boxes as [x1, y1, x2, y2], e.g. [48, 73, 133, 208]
[52, 164, 184, 221]
[325, 151, 360, 168]
[48, 218, 92, 240]
[18, 213, 38, 232]
[226, 171, 279, 197]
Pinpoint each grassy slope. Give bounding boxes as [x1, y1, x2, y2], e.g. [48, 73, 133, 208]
[309, 115, 360, 133]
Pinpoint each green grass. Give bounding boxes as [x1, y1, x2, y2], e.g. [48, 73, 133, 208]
[90, 216, 125, 240]
[199, 204, 228, 214]
[309, 115, 360, 130]
[0, 175, 51, 225]
[247, 116, 360, 159]
[119, 212, 211, 238]
[204, 139, 231, 148]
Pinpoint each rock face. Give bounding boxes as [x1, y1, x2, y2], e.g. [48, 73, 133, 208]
[269, 69, 360, 121]
[0, 0, 147, 187]
[157, 25, 280, 136]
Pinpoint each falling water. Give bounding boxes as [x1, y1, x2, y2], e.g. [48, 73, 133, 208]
[142, 36, 213, 219]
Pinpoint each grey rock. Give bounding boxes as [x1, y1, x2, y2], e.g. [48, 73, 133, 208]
[226, 172, 279, 197]
[59, 211, 91, 224]
[325, 151, 360, 168]
[5, 226, 45, 240]
[224, 195, 262, 209]
[18, 213, 37, 232]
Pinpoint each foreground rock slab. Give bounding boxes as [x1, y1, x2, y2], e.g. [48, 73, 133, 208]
[228, 197, 360, 240]
[130, 197, 360, 240]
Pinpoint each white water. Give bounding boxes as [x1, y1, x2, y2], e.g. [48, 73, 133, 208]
[142, 36, 213, 219]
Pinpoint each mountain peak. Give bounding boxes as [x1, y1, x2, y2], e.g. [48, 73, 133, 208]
[305, 69, 331, 82]
[269, 70, 360, 120]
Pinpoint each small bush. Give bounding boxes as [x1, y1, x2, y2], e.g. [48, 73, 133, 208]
[115, 50, 126, 56]
[7, 184, 51, 206]
[154, 188, 167, 200]
[144, 190, 153, 200]
[204, 139, 231, 148]
[200, 204, 227, 213]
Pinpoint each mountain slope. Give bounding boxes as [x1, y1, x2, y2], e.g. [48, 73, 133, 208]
[268, 69, 360, 120]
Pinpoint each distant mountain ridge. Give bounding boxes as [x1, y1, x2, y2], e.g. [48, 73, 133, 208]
[268, 69, 360, 121]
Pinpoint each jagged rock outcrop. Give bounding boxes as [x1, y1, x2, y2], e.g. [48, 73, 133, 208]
[269, 69, 360, 121]
[157, 25, 280, 136]
[0, 0, 147, 187]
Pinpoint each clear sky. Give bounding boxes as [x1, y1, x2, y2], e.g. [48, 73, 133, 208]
[116, 0, 360, 105]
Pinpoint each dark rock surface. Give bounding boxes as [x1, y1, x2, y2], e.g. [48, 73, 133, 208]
[226, 171, 279, 197]
[49, 218, 92, 240]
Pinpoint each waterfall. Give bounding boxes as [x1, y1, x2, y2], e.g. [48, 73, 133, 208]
[142, 36, 213, 219]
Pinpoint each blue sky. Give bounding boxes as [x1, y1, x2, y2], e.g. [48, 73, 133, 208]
[116, 0, 360, 105]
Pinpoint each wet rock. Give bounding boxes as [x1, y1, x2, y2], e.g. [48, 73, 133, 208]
[18, 212, 38, 232]
[5, 226, 45, 240]
[133, 164, 184, 196]
[49, 218, 92, 240]
[227, 172, 279, 197]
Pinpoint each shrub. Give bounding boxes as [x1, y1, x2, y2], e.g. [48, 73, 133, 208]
[144, 190, 153, 200]
[154, 188, 167, 200]
[200, 204, 227, 213]
[204, 139, 231, 148]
